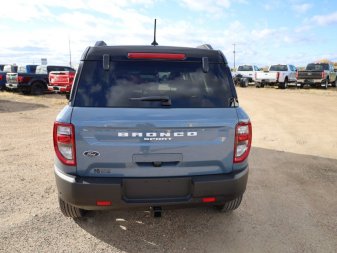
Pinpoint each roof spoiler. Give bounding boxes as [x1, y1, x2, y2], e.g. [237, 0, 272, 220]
[197, 44, 213, 50]
[95, 41, 107, 47]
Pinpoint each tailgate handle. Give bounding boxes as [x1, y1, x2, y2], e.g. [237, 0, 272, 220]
[133, 153, 183, 163]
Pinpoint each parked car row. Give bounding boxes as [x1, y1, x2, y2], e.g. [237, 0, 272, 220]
[233, 62, 337, 89]
[0, 64, 75, 95]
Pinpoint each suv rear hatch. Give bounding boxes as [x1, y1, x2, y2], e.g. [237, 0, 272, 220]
[71, 58, 239, 178]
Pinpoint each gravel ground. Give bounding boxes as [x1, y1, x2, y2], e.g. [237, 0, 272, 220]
[0, 88, 336, 253]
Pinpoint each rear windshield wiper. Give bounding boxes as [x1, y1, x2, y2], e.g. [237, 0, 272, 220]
[229, 97, 239, 107]
[129, 96, 172, 106]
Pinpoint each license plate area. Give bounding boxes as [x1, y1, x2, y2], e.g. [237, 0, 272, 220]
[122, 178, 191, 201]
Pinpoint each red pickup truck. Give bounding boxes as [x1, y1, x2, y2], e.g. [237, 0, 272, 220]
[48, 71, 75, 94]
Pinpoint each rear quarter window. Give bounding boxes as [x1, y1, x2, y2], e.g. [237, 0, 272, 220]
[74, 60, 233, 108]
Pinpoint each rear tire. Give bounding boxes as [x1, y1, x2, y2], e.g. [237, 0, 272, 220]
[323, 79, 328, 89]
[279, 78, 288, 89]
[256, 82, 264, 88]
[31, 82, 45, 95]
[59, 197, 85, 218]
[215, 195, 243, 212]
[240, 78, 249, 87]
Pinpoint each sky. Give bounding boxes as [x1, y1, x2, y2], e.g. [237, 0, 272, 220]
[0, 0, 336, 68]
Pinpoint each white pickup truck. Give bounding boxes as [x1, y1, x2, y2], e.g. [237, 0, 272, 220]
[255, 64, 297, 89]
[233, 65, 261, 87]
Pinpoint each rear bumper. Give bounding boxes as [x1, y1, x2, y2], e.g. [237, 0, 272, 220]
[48, 85, 71, 93]
[297, 79, 325, 85]
[256, 78, 278, 83]
[55, 166, 249, 210]
[5, 83, 18, 89]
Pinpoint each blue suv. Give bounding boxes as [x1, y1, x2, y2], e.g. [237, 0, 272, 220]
[53, 42, 252, 218]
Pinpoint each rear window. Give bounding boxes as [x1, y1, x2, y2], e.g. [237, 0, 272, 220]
[237, 65, 253, 71]
[27, 65, 37, 73]
[270, 65, 288, 71]
[74, 61, 232, 108]
[20, 65, 37, 73]
[3, 65, 17, 73]
[36, 66, 47, 74]
[306, 63, 329, 71]
[18, 66, 27, 73]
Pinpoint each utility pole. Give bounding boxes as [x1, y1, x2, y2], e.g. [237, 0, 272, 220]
[232, 43, 236, 69]
[68, 37, 72, 68]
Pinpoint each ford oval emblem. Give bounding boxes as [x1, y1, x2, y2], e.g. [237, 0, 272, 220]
[83, 151, 100, 157]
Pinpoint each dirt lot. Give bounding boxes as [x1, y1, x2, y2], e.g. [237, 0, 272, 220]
[0, 88, 337, 253]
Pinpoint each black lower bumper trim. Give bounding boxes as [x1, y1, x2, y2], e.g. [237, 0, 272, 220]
[55, 167, 249, 210]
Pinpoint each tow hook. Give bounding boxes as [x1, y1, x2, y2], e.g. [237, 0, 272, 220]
[151, 206, 162, 218]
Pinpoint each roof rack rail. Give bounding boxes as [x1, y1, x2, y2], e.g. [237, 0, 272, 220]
[94, 41, 107, 47]
[197, 44, 213, 50]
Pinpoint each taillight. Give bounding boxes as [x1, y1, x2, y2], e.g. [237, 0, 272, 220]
[96, 201, 112, 206]
[322, 72, 325, 79]
[202, 197, 216, 203]
[234, 122, 252, 163]
[69, 74, 75, 83]
[276, 72, 280, 81]
[18, 76, 24, 83]
[0, 74, 2, 81]
[53, 122, 76, 166]
[128, 53, 186, 60]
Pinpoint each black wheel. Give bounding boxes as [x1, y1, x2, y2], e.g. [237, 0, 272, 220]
[240, 78, 249, 87]
[323, 79, 328, 89]
[279, 78, 288, 89]
[31, 82, 45, 95]
[332, 79, 337, 88]
[58, 197, 85, 218]
[284, 78, 288, 89]
[215, 195, 243, 212]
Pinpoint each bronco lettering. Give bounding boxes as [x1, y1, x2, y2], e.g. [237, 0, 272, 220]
[117, 131, 198, 137]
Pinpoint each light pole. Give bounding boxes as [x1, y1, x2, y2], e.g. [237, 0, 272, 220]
[232, 43, 236, 69]
[68, 37, 72, 68]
